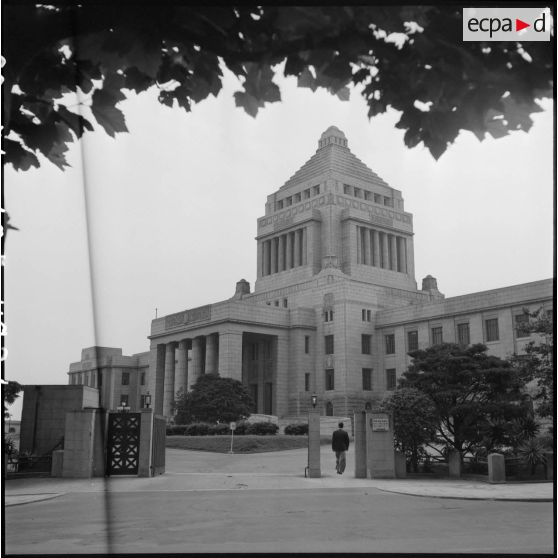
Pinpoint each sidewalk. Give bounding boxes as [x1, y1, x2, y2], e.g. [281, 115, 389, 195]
[5, 447, 554, 506]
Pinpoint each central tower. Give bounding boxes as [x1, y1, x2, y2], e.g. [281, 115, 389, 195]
[255, 126, 417, 294]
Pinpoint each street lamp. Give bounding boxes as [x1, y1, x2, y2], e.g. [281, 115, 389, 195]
[144, 391, 152, 409]
[311, 393, 317, 408]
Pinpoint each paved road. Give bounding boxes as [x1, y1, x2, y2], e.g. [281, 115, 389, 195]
[4, 447, 555, 554]
[4, 486, 554, 554]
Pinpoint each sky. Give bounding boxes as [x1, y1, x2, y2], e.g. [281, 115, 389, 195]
[3, 68, 554, 419]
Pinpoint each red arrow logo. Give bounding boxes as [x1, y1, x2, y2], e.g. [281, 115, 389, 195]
[516, 18, 530, 31]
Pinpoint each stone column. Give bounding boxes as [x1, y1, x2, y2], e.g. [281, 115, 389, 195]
[270, 236, 277, 274]
[372, 229, 380, 268]
[163, 342, 177, 418]
[218, 331, 243, 382]
[363, 226, 370, 265]
[297, 229, 304, 266]
[381, 232, 389, 269]
[286, 232, 294, 269]
[302, 227, 307, 265]
[356, 226, 361, 264]
[205, 333, 218, 375]
[389, 234, 397, 271]
[279, 234, 286, 271]
[154, 344, 166, 415]
[401, 237, 408, 274]
[175, 339, 189, 395]
[189, 337, 204, 390]
[354, 411, 367, 478]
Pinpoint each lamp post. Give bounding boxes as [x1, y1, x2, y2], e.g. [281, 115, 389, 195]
[307, 392, 321, 478]
[144, 391, 152, 409]
[311, 393, 317, 408]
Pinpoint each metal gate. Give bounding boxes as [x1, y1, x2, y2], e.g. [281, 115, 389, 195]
[106, 412, 141, 476]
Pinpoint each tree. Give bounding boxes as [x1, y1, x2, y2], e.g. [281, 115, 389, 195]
[380, 387, 438, 472]
[2, 4, 553, 171]
[2, 380, 22, 418]
[173, 374, 254, 424]
[510, 308, 554, 421]
[400, 343, 530, 457]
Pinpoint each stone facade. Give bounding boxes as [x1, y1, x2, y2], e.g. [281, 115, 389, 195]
[69, 126, 553, 421]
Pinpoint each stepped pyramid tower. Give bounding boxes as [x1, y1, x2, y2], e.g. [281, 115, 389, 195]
[67, 127, 552, 422]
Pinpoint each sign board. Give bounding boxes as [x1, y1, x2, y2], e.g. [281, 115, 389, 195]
[230, 422, 236, 431]
[371, 415, 389, 432]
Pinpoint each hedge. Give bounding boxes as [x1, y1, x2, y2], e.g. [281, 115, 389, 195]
[245, 421, 279, 435]
[167, 420, 278, 436]
[284, 423, 309, 435]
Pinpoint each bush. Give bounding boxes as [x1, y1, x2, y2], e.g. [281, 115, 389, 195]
[284, 423, 309, 435]
[245, 421, 279, 435]
[209, 423, 231, 436]
[233, 420, 249, 435]
[166, 425, 188, 436]
[184, 422, 212, 436]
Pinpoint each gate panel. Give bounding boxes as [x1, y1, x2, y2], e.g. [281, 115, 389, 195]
[151, 416, 166, 475]
[106, 412, 141, 476]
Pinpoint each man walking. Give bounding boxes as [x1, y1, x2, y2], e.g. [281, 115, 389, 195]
[331, 422, 350, 474]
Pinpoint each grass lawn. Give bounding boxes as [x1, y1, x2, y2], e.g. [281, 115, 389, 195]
[166, 435, 331, 453]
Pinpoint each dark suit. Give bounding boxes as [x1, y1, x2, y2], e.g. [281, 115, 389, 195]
[331, 428, 350, 474]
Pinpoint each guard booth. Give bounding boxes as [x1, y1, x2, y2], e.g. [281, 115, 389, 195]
[105, 409, 165, 477]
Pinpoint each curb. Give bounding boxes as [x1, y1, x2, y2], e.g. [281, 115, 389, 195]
[375, 488, 553, 502]
[5, 493, 63, 507]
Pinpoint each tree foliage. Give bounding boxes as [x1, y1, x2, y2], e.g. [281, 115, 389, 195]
[380, 387, 438, 472]
[2, 4, 553, 170]
[174, 374, 253, 425]
[510, 308, 554, 420]
[400, 343, 531, 456]
[2, 380, 22, 418]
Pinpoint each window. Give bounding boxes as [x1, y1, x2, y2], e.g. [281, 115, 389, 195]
[325, 335, 334, 355]
[304, 373, 310, 392]
[294, 193, 301, 203]
[140, 394, 147, 408]
[140, 372, 146, 386]
[364, 191, 371, 201]
[514, 314, 530, 338]
[303, 188, 311, 199]
[324, 309, 333, 322]
[386, 369, 397, 390]
[285, 196, 292, 206]
[304, 336, 310, 354]
[384, 334, 395, 354]
[274, 300, 279, 306]
[251, 343, 259, 360]
[457, 323, 470, 345]
[362, 309, 366, 321]
[283, 298, 288, 308]
[276, 200, 283, 210]
[362, 368, 372, 391]
[98, 371, 102, 387]
[343, 184, 351, 195]
[8, 427, 16, 433]
[121, 371, 130, 385]
[263, 340, 272, 359]
[313, 185, 320, 195]
[362, 309, 371, 322]
[354, 187, 361, 198]
[374, 193, 381, 204]
[120, 394, 129, 406]
[383, 196, 392, 207]
[325, 401, 334, 416]
[431, 327, 443, 345]
[407, 330, 418, 352]
[361, 334, 372, 355]
[485, 318, 499, 342]
[325, 369, 335, 391]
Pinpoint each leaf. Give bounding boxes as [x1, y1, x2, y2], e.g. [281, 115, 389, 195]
[91, 89, 128, 137]
[335, 86, 350, 101]
[297, 67, 317, 91]
[233, 90, 261, 117]
[2, 138, 40, 171]
[56, 105, 94, 139]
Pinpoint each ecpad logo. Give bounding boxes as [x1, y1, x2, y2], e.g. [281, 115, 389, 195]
[463, 7, 551, 42]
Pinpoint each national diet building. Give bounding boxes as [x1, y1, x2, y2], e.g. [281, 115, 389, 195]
[68, 126, 553, 421]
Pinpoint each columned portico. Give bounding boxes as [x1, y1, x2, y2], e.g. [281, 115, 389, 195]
[175, 339, 189, 395]
[218, 331, 243, 381]
[190, 337, 204, 389]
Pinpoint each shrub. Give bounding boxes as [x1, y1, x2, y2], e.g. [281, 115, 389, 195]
[284, 423, 309, 435]
[166, 425, 188, 436]
[184, 422, 212, 436]
[233, 420, 249, 435]
[209, 423, 231, 436]
[245, 421, 279, 435]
